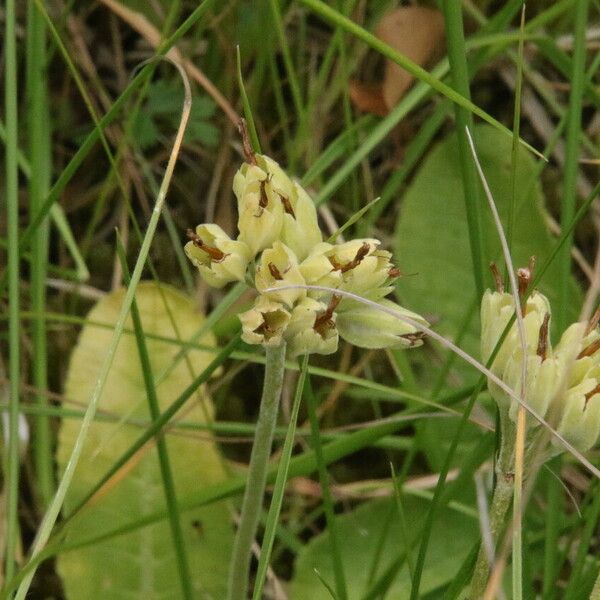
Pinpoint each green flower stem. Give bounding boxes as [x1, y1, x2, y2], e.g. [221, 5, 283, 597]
[470, 413, 516, 597]
[227, 343, 287, 600]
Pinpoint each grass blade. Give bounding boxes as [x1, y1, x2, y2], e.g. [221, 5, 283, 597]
[115, 235, 194, 600]
[26, 0, 55, 509]
[306, 376, 348, 600]
[442, 0, 485, 296]
[252, 355, 309, 599]
[4, 0, 21, 582]
[556, 0, 590, 333]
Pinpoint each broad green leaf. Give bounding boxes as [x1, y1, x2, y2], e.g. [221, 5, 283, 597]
[395, 123, 582, 372]
[393, 124, 582, 469]
[57, 282, 232, 599]
[288, 496, 478, 599]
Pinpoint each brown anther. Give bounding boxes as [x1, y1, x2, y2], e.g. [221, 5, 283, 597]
[536, 313, 550, 361]
[388, 266, 402, 278]
[584, 382, 600, 406]
[489, 262, 504, 293]
[517, 267, 532, 315]
[237, 118, 257, 165]
[400, 331, 426, 346]
[586, 305, 600, 336]
[313, 294, 341, 337]
[259, 174, 272, 209]
[279, 193, 296, 218]
[268, 262, 283, 280]
[186, 229, 227, 262]
[328, 256, 343, 271]
[330, 242, 371, 273]
[577, 338, 600, 360]
[517, 267, 531, 299]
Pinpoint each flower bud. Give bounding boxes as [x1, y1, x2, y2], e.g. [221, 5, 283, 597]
[330, 239, 394, 297]
[299, 239, 398, 300]
[556, 368, 600, 452]
[239, 296, 290, 347]
[550, 322, 600, 452]
[336, 298, 428, 349]
[480, 289, 551, 378]
[299, 242, 343, 296]
[184, 224, 252, 289]
[280, 181, 322, 261]
[254, 241, 306, 307]
[481, 289, 558, 421]
[284, 297, 339, 358]
[497, 351, 564, 422]
[233, 156, 290, 256]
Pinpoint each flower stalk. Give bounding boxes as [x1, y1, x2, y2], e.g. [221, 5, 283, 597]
[226, 343, 287, 600]
[185, 134, 428, 597]
[469, 413, 517, 598]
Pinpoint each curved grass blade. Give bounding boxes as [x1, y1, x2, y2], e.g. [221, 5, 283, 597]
[13, 52, 193, 600]
[115, 238, 193, 599]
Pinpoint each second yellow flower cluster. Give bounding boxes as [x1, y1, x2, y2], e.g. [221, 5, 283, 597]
[481, 271, 600, 453]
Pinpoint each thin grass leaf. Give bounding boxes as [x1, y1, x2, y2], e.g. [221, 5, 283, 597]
[563, 482, 600, 599]
[4, 0, 21, 582]
[542, 457, 564, 599]
[314, 568, 340, 600]
[327, 198, 380, 243]
[507, 5, 527, 258]
[268, 0, 305, 125]
[306, 375, 348, 600]
[442, 0, 485, 296]
[115, 236, 194, 600]
[391, 463, 415, 580]
[301, 115, 374, 187]
[252, 355, 309, 599]
[443, 542, 479, 600]
[508, 9, 528, 597]
[0, 117, 90, 282]
[409, 386, 480, 600]
[236, 45, 261, 153]
[155, 281, 247, 384]
[556, 0, 590, 333]
[26, 0, 54, 508]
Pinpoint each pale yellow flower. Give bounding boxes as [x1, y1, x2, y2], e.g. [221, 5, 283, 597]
[184, 224, 251, 288]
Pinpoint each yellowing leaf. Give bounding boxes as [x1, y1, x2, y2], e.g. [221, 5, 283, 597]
[350, 7, 445, 115]
[57, 282, 232, 599]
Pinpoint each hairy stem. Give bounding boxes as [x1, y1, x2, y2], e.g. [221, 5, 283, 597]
[470, 413, 515, 597]
[227, 343, 286, 600]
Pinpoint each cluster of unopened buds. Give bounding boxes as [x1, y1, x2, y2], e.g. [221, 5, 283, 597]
[184, 129, 428, 359]
[481, 261, 600, 453]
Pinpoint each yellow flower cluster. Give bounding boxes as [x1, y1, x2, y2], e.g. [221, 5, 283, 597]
[481, 268, 600, 452]
[185, 151, 428, 358]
